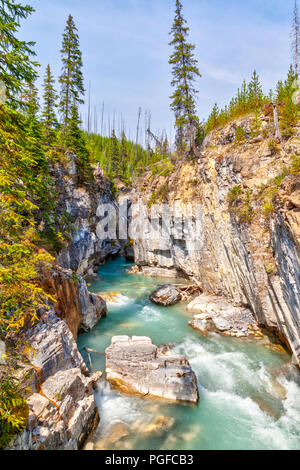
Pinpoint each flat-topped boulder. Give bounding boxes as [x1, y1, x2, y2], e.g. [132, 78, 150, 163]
[105, 336, 199, 404]
[149, 285, 182, 306]
[187, 293, 263, 338]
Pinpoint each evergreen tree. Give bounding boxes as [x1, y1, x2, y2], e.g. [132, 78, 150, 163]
[65, 103, 91, 183]
[120, 130, 128, 174]
[239, 79, 249, 114]
[247, 70, 264, 112]
[275, 80, 285, 102]
[41, 65, 58, 145]
[280, 66, 299, 134]
[22, 81, 47, 170]
[22, 80, 39, 119]
[195, 121, 206, 146]
[0, 0, 38, 109]
[59, 15, 85, 127]
[206, 103, 219, 133]
[169, 0, 201, 154]
[109, 129, 121, 178]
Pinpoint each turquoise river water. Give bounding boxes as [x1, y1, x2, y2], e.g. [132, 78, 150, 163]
[77, 258, 300, 450]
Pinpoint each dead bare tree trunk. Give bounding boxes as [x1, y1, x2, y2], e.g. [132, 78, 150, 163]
[101, 102, 105, 136]
[135, 107, 142, 160]
[272, 103, 282, 141]
[292, 0, 300, 76]
[87, 81, 91, 135]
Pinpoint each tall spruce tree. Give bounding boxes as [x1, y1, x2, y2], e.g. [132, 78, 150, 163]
[206, 103, 219, 133]
[169, 0, 201, 154]
[280, 65, 299, 134]
[248, 70, 263, 112]
[59, 15, 85, 127]
[22, 81, 47, 170]
[109, 129, 121, 178]
[41, 64, 58, 145]
[65, 103, 91, 183]
[0, 0, 38, 109]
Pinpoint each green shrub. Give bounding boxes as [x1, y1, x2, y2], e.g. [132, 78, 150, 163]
[228, 185, 243, 203]
[234, 126, 245, 144]
[147, 183, 169, 208]
[268, 140, 280, 154]
[0, 373, 28, 449]
[228, 186, 254, 223]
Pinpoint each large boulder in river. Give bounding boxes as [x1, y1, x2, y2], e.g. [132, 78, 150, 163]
[149, 285, 182, 306]
[105, 336, 199, 404]
[187, 293, 263, 338]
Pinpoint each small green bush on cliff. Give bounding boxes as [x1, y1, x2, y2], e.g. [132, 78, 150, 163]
[228, 186, 254, 223]
[0, 369, 29, 449]
[147, 183, 169, 208]
[234, 126, 246, 144]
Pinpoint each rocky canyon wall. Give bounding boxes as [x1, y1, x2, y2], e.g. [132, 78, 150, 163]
[129, 115, 300, 365]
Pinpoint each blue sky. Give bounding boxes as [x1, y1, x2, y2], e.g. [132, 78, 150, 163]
[19, 0, 293, 142]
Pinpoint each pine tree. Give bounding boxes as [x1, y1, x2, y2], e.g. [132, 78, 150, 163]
[0, 0, 38, 109]
[41, 65, 58, 145]
[169, 0, 201, 154]
[276, 80, 285, 102]
[59, 15, 85, 127]
[22, 81, 47, 170]
[239, 79, 249, 114]
[109, 129, 121, 178]
[205, 103, 219, 133]
[22, 80, 39, 119]
[280, 65, 299, 135]
[65, 103, 91, 183]
[120, 130, 128, 174]
[248, 70, 264, 112]
[292, 0, 300, 77]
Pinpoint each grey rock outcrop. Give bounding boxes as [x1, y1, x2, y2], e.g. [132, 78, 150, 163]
[129, 117, 300, 365]
[149, 285, 182, 306]
[187, 293, 263, 338]
[9, 309, 100, 450]
[41, 266, 107, 338]
[54, 159, 120, 277]
[105, 336, 199, 404]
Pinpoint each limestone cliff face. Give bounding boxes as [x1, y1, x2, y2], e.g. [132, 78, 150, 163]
[41, 265, 107, 338]
[130, 115, 300, 364]
[9, 309, 100, 450]
[9, 158, 111, 450]
[55, 156, 120, 276]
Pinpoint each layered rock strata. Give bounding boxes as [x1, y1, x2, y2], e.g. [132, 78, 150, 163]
[105, 336, 199, 404]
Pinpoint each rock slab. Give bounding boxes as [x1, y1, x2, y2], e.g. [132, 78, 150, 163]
[105, 336, 198, 404]
[149, 285, 182, 306]
[9, 309, 99, 450]
[187, 293, 263, 338]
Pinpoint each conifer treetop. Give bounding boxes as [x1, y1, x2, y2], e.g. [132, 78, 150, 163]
[169, 0, 201, 154]
[0, 0, 38, 109]
[59, 14, 85, 127]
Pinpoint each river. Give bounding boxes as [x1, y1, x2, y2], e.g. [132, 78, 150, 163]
[77, 257, 300, 450]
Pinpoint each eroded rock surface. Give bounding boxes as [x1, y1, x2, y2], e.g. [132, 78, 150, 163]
[54, 158, 120, 276]
[105, 336, 199, 403]
[9, 309, 100, 450]
[129, 116, 300, 365]
[41, 266, 107, 338]
[149, 285, 182, 306]
[187, 293, 263, 338]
